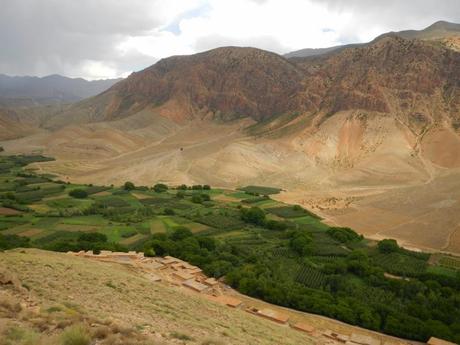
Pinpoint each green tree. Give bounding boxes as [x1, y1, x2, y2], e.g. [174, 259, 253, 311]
[164, 208, 175, 215]
[69, 189, 88, 199]
[153, 183, 168, 193]
[171, 226, 193, 241]
[123, 181, 135, 190]
[289, 230, 313, 256]
[191, 194, 203, 204]
[378, 239, 399, 253]
[176, 191, 185, 198]
[241, 207, 266, 226]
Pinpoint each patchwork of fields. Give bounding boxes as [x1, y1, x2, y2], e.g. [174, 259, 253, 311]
[1, 155, 460, 343]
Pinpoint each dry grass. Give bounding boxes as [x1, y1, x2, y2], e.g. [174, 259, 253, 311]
[0, 249, 315, 345]
[60, 324, 91, 345]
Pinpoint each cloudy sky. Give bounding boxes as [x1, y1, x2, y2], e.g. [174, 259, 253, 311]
[1, 0, 459, 80]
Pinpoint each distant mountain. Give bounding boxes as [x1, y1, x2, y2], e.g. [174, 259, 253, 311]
[53, 34, 458, 130]
[0, 74, 122, 106]
[285, 20, 460, 58]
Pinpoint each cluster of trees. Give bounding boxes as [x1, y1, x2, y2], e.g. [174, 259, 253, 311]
[142, 227, 240, 278]
[191, 194, 211, 204]
[138, 221, 460, 343]
[123, 181, 169, 193]
[43, 232, 127, 253]
[240, 206, 289, 231]
[177, 184, 211, 190]
[327, 227, 362, 243]
[224, 246, 460, 342]
[0, 233, 30, 250]
[69, 188, 88, 199]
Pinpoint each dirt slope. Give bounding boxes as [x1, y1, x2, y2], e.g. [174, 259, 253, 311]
[1, 26, 460, 253]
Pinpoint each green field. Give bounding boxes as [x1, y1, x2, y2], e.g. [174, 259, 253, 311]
[1, 154, 460, 343]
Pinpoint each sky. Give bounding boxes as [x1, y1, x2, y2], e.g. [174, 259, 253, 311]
[1, 0, 459, 80]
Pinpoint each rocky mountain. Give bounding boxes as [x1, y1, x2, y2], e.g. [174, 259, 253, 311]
[1, 21, 460, 254]
[55, 32, 459, 132]
[285, 20, 460, 58]
[0, 74, 122, 106]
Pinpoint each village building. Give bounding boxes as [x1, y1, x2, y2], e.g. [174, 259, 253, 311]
[256, 308, 289, 324]
[323, 330, 350, 343]
[182, 279, 209, 293]
[291, 322, 315, 334]
[350, 333, 381, 345]
[204, 277, 219, 287]
[427, 337, 457, 345]
[292, 323, 314, 335]
[172, 271, 195, 281]
[161, 256, 182, 265]
[214, 295, 243, 308]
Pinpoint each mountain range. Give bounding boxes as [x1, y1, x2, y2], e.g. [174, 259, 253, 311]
[0, 74, 121, 107]
[285, 20, 460, 58]
[1, 21, 460, 253]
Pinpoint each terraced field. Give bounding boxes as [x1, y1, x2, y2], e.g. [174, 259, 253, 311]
[1, 155, 460, 343]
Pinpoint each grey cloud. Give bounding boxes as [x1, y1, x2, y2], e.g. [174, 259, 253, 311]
[0, 0, 170, 78]
[311, 0, 460, 43]
[193, 34, 289, 54]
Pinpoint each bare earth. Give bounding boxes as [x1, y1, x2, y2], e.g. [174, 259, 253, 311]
[2, 109, 460, 254]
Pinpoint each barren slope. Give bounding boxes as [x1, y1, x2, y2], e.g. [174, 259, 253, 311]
[1, 27, 460, 253]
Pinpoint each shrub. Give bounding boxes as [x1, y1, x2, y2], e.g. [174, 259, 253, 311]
[171, 226, 193, 241]
[78, 232, 107, 243]
[241, 207, 265, 226]
[289, 230, 313, 256]
[191, 194, 203, 204]
[153, 183, 168, 193]
[201, 193, 211, 201]
[69, 189, 88, 199]
[144, 247, 156, 257]
[203, 185, 211, 190]
[123, 181, 135, 191]
[61, 324, 91, 345]
[176, 191, 185, 199]
[171, 331, 193, 341]
[164, 208, 175, 215]
[378, 239, 399, 253]
[327, 227, 361, 243]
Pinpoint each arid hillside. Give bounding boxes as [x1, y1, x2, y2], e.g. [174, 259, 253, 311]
[0, 249, 418, 345]
[1, 22, 460, 253]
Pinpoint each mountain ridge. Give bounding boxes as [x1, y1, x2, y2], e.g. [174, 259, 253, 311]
[285, 20, 460, 58]
[0, 73, 122, 106]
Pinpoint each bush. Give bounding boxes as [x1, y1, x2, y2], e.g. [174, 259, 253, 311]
[327, 227, 361, 243]
[0, 234, 30, 250]
[241, 207, 266, 226]
[78, 233, 107, 243]
[289, 230, 313, 256]
[153, 183, 168, 193]
[123, 181, 135, 191]
[191, 194, 203, 204]
[171, 226, 193, 241]
[69, 189, 88, 199]
[144, 247, 156, 257]
[164, 208, 175, 215]
[176, 191, 185, 198]
[201, 193, 211, 202]
[203, 185, 211, 190]
[61, 324, 91, 345]
[378, 239, 399, 253]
